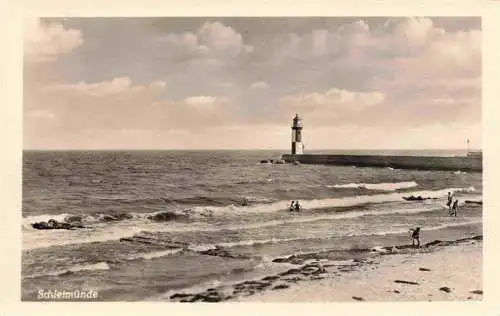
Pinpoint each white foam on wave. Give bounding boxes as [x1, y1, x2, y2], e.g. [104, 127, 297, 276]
[188, 237, 307, 252]
[22, 187, 477, 250]
[22, 213, 71, 229]
[371, 246, 389, 253]
[125, 248, 184, 261]
[25, 261, 110, 279]
[229, 219, 481, 252]
[22, 186, 474, 229]
[70, 261, 110, 272]
[149, 204, 446, 252]
[22, 224, 145, 250]
[212, 203, 442, 233]
[193, 186, 475, 217]
[356, 219, 483, 238]
[22, 212, 133, 229]
[328, 181, 418, 191]
[188, 218, 482, 252]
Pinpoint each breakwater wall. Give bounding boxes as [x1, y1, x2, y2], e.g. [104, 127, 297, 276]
[281, 154, 482, 172]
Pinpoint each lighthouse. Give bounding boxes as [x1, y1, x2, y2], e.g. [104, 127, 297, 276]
[291, 113, 304, 155]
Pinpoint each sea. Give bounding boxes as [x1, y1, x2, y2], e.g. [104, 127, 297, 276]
[21, 150, 483, 301]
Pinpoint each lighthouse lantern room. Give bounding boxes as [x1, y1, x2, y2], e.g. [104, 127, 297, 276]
[291, 113, 303, 155]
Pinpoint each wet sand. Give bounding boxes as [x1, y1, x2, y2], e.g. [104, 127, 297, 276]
[236, 238, 482, 302]
[163, 234, 482, 302]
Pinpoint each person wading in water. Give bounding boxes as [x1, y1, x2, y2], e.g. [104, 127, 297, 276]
[446, 192, 453, 209]
[294, 201, 302, 212]
[450, 199, 459, 216]
[289, 201, 302, 212]
[409, 227, 421, 248]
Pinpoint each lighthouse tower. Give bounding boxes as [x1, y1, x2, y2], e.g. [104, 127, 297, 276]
[291, 113, 304, 155]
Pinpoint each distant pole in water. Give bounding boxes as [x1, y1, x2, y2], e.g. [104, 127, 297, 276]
[467, 139, 470, 154]
[291, 113, 304, 155]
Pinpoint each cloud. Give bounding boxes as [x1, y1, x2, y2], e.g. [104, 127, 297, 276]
[249, 81, 270, 89]
[197, 22, 254, 56]
[182, 95, 229, 113]
[39, 77, 166, 97]
[266, 17, 480, 85]
[24, 18, 83, 63]
[24, 75, 236, 148]
[184, 95, 216, 105]
[23, 17, 481, 149]
[278, 88, 386, 124]
[163, 21, 253, 59]
[268, 17, 481, 130]
[267, 20, 372, 63]
[277, 17, 479, 62]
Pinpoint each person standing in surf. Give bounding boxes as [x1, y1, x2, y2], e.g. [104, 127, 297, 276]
[295, 201, 302, 212]
[451, 199, 459, 216]
[289, 201, 302, 212]
[446, 192, 453, 209]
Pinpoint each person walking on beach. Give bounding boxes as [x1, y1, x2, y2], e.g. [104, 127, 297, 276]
[409, 227, 421, 248]
[290, 201, 296, 212]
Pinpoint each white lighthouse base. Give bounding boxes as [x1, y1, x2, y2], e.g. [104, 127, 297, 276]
[292, 142, 303, 155]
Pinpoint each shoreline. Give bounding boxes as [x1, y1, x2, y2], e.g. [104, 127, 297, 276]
[163, 235, 482, 303]
[236, 237, 482, 302]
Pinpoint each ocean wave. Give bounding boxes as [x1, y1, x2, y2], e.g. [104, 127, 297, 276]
[187, 237, 307, 252]
[22, 211, 134, 229]
[188, 219, 482, 252]
[55, 203, 445, 250]
[22, 187, 477, 250]
[23, 186, 476, 229]
[92, 195, 273, 206]
[353, 219, 483, 238]
[22, 224, 146, 250]
[327, 181, 418, 191]
[22, 213, 72, 228]
[24, 261, 110, 279]
[215, 204, 444, 233]
[125, 248, 184, 261]
[198, 186, 475, 216]
[22, 203, 439, 250]
[184, 220, 483, 256]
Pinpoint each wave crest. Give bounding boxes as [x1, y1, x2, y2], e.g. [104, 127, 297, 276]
[24, 261, 110, 279]
[328, 181, 418, 191]
[23, 186, 476, 228]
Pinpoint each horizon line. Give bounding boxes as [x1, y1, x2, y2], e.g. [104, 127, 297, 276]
[22, 148, 482, 151]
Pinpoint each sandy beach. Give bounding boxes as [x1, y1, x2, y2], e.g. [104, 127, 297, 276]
[236, 239, 482, 302]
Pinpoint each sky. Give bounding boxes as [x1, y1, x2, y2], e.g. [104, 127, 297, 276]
[23, 17, 481, 150]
